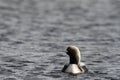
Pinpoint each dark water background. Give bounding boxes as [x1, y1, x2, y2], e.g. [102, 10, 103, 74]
[0, 0, 120, 80]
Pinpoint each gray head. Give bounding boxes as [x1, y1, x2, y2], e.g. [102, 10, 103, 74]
[66, 46, 81, 64]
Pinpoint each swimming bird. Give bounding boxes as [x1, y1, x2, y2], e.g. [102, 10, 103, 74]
[62, 46, 88, 75]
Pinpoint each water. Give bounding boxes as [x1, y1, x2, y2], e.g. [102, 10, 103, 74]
[0, 0, 120, 80]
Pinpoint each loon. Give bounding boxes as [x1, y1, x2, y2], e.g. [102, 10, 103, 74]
[62, 46, 88, 75]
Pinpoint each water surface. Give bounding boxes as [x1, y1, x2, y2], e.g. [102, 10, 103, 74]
[0, 0, 120, 80]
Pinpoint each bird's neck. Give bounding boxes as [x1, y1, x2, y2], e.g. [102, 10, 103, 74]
[69, 55, 78, 64]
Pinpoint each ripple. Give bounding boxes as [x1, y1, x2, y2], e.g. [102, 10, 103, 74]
[3, 78, 16, 80]
[10, 41, 24, 45]
[0, 67, 15, 75]
[24, 76, 41, 80]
